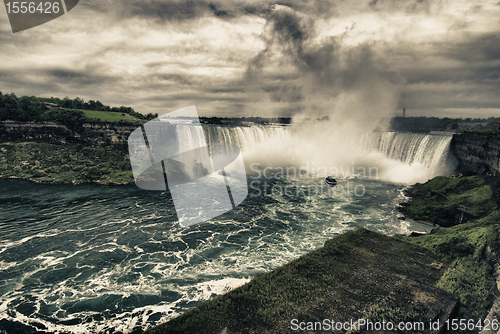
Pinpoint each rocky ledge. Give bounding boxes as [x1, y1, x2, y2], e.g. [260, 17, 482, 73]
[451, 132, 500, 177]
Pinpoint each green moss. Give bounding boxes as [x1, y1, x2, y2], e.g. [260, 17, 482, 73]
[437, 259, 493, 319]
[400, 175, 497, 226]
[146, 229, 449, 334]
[0, 142, 133, 184]
[397, 222, 497, 325]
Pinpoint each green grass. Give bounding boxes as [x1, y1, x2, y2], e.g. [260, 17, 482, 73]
[397, 222, 497, 325]
[145, 229, 450, 334]
[400, 175, 497, 226]
[394, 175, 500, 328]
[0, 142, 133, 184]
[81, 109, 144, 124]
[396, 174, 500, 328]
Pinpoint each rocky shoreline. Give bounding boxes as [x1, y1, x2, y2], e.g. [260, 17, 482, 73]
[0, 174, 134, 186]
[2, 126, 500, 333]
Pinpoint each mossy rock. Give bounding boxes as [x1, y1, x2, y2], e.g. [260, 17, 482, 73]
[401, 175, 497, 226]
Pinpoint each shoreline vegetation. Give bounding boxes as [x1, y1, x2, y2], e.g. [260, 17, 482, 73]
[138, 174, 500, 334]
[397, 174, 500, 323]
[2, 92, 500, 333]
[0, 141, 135, 185]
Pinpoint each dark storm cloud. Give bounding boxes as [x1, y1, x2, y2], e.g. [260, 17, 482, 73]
[122, 0, 211, 22]
[0, 68, 113, 100]
[244, 6, 399, 117]
[2, 0, 499, 117]
[446, 33, 500, 64]
[148, 73, 194, 87]
[45, 68, 112, 86]
[401, 83, 500, 110]
[395, 31, 500, 111]
[88, 0, 339, 23]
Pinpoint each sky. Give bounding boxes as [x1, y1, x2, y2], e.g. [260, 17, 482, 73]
[1, 0, 499, 118]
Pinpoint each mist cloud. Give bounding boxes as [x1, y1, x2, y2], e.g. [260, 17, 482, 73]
[0, 0, 499, 117]
[243, 5, 400, 128]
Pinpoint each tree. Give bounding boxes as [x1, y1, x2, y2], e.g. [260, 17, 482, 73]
[94, 100, 104, 111]
[88, 100, 97, 110]
[47, 108, 85, 132]
[0, 93, 19, 121]
[73, 97, 84, 109]
[16, 96, 45, 122]
[62, 97, 73, 108]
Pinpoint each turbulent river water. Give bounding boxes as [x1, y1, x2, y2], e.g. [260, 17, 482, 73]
[0, 124, 456, 333]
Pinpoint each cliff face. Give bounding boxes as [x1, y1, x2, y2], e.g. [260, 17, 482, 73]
[0, 121, 73, 143]
[451, 133, 500, 176]
[0, 121, 137, 145]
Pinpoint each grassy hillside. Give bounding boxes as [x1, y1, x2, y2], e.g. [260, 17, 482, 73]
[399, 175, 497, 226]
[397, 174, 500, 327]
[144, 229, 454, 334]
[398, 219, 498, 322]
[81, 109, 144, 124]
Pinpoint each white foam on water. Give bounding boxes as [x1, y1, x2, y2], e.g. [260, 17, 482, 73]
[192, 277, 251, 300]
[0, 125, 454, 333]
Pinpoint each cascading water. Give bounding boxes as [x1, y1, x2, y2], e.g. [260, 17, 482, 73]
[361, 132, 455, 173]
[202, 125, 290, 156]
[198, 125, 456, 184]
[176, 124, 207, 154]
[0, 124, 457, 334]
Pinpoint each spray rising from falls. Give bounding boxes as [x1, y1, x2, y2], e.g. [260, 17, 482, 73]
[359, 132, 457, 183]
[197, 125, 456, 184]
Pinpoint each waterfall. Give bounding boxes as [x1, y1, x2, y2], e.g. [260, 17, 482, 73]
[361, 132, 456, 173]
[166, 124, 455, 184]
[176, 124, 207, 154]
[202, 125, 290, 155]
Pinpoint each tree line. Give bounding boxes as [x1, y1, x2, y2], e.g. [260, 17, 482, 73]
[0, 92, 157, 131]
[390, 116, 495, 133]
[38, 95, 157, 120]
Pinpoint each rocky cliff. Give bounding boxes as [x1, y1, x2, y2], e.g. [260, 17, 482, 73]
[451, 132, 500, 176]
[0, 121, 136, 145]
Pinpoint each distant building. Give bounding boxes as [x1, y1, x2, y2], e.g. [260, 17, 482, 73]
[493, 118, 500, 132]
[403, 108, 405, 117]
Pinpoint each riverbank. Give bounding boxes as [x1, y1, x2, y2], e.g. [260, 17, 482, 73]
[0, 142, 134, 185]
[397, 173, 500, 326]
[143, 228, 458, 334]
[137, 173, 500, 334]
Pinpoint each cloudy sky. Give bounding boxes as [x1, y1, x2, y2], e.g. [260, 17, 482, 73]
[1, 0, 499, 118]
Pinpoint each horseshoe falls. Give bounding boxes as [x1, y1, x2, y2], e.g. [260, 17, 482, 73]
[0, 124, 456, 333]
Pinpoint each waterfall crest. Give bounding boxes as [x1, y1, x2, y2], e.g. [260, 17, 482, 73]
[167, 124, 457, 184]
[361, 132, 455, 173]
